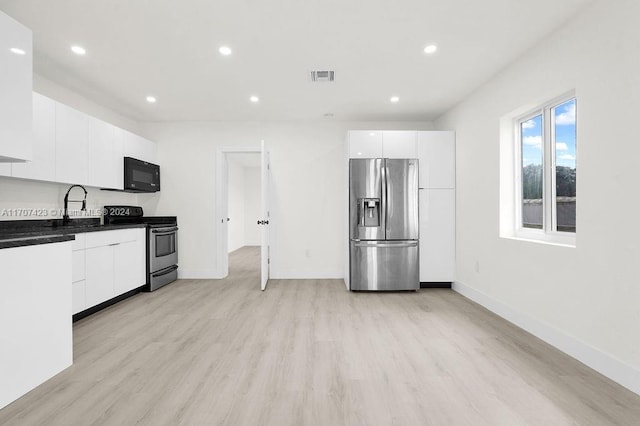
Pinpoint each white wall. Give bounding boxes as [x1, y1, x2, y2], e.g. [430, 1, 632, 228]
[227, 158, 246, 253]
[435, 0, 640, 394]
[140, 121, 432, 279]
[244, 167, 261, 246]
[0, 177, 141, 220]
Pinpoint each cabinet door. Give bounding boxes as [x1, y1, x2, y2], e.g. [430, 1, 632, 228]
[348, 131, 383, 158]
[418, 131, 455, 189]
[55, 103, 89, 184]
[383, 131, 417, 158]
[85, 245, 114, 307]
[114, 239, 144, 295]
[0, 11, 32, 162]
[87, 118, 119, 189]
[0, 164, 11, 176]
[72, 281, 86, 315]
[12, 93, 56, 181]
[123, 131, 158, 164]
[419, 189, 455, 282]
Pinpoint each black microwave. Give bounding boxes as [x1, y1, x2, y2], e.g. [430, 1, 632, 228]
[124, 157, 160, 192]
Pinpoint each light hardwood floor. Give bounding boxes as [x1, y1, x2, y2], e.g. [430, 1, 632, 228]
[1, 245, 639, 425]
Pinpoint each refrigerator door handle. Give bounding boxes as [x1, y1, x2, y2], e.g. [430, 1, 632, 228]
[354, 241, 418, 248]
[384, 160, 390, 235]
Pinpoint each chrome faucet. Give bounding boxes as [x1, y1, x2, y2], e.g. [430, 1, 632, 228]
[63, 185, 88, 225]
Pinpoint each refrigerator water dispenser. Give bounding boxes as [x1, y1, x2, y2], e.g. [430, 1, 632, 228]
[359, 198, 380, 227]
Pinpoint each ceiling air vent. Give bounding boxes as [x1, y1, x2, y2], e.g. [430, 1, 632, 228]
[310, 70, 335, 82]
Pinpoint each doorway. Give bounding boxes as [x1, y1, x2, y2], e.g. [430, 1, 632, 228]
[216, 143, 271, 290]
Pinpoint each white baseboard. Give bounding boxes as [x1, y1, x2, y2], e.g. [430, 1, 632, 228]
[177, 269, 222, 279]
[270, 269, 345, 280]
[452, 281, 640, 396]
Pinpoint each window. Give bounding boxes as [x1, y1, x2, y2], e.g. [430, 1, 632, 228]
[516, 95, 577, 240]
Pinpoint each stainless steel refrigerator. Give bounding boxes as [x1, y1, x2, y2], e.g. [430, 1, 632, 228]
[349, 158, 419, 291]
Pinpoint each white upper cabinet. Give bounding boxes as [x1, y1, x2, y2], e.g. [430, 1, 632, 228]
[418, 131, 455, 189]
[12, 93, 56, 181]
[55, 103, 89, 184]
[382, 131, 417, 158]
[348, 131, 383, 158]
[0, 11, 32, 162]
[124, 131, 158, 164]
[88, 119, 123, 189]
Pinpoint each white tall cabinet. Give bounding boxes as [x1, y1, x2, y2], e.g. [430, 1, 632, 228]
[418, 131, 455, 282]
[346, 130, 455, 285]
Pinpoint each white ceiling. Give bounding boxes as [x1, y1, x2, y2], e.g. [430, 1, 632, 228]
[0, 0, 592, 123]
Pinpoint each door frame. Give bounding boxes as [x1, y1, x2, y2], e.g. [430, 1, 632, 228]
[215, 145, 264, 279]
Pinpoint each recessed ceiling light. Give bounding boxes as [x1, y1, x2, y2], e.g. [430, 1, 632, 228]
[146, 96, 157, 103]
[423, 44, 438, 54]
[390, 96, 400, 103]
[10, 48, 26, 55]
[71, 45, 86, 55]
[369, 132, 376, 136]
[219, 46, 232, 56]
[357, 152, 363, 156]
[250, 95, 259, 103]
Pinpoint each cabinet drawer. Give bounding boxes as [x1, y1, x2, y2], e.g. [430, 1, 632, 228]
[72, 280, 86, 315]
[85, 228, 140, 249]
[72, 250, 85, 283]
[72, 233, 85, 251]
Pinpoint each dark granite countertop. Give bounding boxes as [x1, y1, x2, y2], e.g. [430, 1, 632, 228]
[0, 218, 146, 250]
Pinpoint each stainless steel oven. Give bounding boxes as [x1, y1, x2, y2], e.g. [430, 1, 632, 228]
[148, 224, 178, 291]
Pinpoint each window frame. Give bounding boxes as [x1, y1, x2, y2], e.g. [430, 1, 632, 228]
[514, 92, 576, 245]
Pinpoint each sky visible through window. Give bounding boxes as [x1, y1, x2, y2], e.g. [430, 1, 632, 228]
[522, 100, 576, 168]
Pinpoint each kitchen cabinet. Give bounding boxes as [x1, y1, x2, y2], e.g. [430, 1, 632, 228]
[0, 11, 32, 163]
[12, 93, 56, 181]
[124, 130, 158, 164]
[419, 189, 455, 282]
[348, 130, 418, 159]
[382, 131, 417, 158]
[348, 131, 383, 158]
[0, 164, 11, 176]
[74, 228, 145, 314]
[85, 245, 114, 307]
[88, 119, 123, 189]
[0, 240, 72, 410]
[55, 103, 89, 184]
[418, 131, 455, 189]
[114, 239, 145, 295]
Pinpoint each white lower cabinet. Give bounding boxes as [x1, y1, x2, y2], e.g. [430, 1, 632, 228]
[419, 189, 455, 282]
[114, 239, 144, 295]
[0, 241, 72, 410]
[72, 228, 145, 314]
[85, 245, 115, 308]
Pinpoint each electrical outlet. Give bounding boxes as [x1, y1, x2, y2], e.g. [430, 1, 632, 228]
[305, 249, 311, 258]
[475, 260, 480, 273]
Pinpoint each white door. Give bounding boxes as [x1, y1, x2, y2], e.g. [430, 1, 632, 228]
[260, 141, 270, 290]
[220, 154, 230, 277]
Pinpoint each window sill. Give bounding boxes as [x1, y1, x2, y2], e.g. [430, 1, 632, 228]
[502, 233, 576, 248]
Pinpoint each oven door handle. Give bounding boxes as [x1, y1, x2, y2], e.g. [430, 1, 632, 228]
[152, 265, 179, 278]
[152, 227, 179, 234]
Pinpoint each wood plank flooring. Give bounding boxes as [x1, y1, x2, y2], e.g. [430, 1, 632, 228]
[1, 245, 639, 425]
